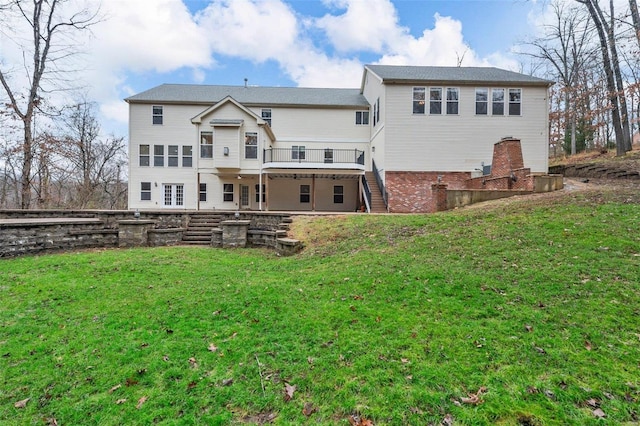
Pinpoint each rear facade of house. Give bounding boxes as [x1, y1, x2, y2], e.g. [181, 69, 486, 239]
[126, 65, 553, 213]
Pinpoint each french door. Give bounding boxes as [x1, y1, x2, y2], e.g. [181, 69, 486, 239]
[240, 185, 250, 209]
[163, 184, 184, 207]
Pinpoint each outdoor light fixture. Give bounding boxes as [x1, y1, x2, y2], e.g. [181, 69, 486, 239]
[224, 147, 229, 156]
[234, 211, 240, 220]
[134, 209, 140, 220]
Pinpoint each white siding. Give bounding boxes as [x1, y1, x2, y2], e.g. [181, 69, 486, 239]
[381, 85, 549, 173]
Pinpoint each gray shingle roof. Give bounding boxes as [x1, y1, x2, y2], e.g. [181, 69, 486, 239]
[365, 65, 553, 86]
[125, 84, 368, 107]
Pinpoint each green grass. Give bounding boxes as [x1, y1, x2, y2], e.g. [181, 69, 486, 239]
[1, 190, 639, 425]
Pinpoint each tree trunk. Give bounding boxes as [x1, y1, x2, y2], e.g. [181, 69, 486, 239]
[21, 117, 34, 208]
[630, 0, 640, 49]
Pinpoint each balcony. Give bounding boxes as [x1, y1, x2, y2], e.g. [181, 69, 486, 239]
[263, 148, 365, 171]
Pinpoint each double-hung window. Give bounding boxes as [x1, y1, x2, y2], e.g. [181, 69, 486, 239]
[141, 182, 151, 201]
[333, 185, 344, 204]
[139, 144, 150, 166]
[168, 145, 179, 167]
[292, 145, 305, 160]
[324, 148, 333, 164]
[152, 106, 163, 125]
[223, 184, 234, 202]
[508, 89, 521, 115]
[429, 88, 442, 114]
[300, 185, 310, 203]
[355, 110, 369, 125]
[261, 109, 272, 126]
[475, 88, 488, 115]
[492, 89, 505, 115]
[255, 184, 265, 203]
[413, 87, 426, 114]
[154, 145, 164, 167]
[446, 88, 459, 115]
[245, 132, 258, 159]
[200, 132, 213, 158]
[199, 183, 206, 202]
[182, 146, 192, 167]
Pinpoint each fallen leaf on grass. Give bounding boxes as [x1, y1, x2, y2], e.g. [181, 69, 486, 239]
[534, 346, 546, 354]
[593, 408, 606, 418]
[585, 340, 592, 351]
[108, 384, 121, 394]
[524, 325, 533, 332]
[348, 415, 374, 426]
[302, 402, 317, 416]
[14, 398, 29, 408]
[136, 396, 148, 409]
[459, 386, 487, 405]
[442, 413, 454, 425]
[115, 399, 127, 405]
[44, 417, 58, 425]
[586, 398, 599, 408]
[222, 378, 234, 386]
[188, 357, 198, 368]
[208, 344, 218, 352]
[284, 383, 296, 402]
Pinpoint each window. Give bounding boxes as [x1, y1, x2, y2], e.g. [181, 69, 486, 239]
[429, 88, 442, 114]
[509, 89, 521, 115]
[446, 88, 459, 115]
[413, 87, 426, 114]
[163, 184, 184, 207]
[355, 110, 369, 125]
[245, 132, 257, 159]
[199, 183, 206, 202]
[300, 185, 310, 203]
[333, 185, 344, 204]
[223, 184, 234, 202]
[200, 132, 213, 158]
[154, 145, 164, 167]
[475, 88, 488, 115]
[261, 109, 272, 126]
[492, 89, 505, 115]
[141, 182, 151, 201]
[373, 101, 377, 126]
[168, 145, 178, 167]
[255, 184, 265, 203]
[292, 145, 306, 160]
[139, 144, 150, 166]
[375, 98, 380, 123]
[152, 106, 163, 125]
[182, 145, 192, 167]
[324, 148, 333, 163]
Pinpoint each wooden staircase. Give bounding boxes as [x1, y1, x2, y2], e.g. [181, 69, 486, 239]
[182, 214, 222, 245]
[365, 172, 387, 213]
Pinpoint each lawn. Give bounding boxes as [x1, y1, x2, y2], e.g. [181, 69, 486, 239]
[1, 186, 639, 425]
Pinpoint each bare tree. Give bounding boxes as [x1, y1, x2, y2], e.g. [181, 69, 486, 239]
[0, 0, 99, 208]
[629, 0, 640, 49]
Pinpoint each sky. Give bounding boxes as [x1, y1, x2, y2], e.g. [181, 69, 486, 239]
[1, 0, 553, 139]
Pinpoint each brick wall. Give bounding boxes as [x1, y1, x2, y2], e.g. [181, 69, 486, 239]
[491, 138, 524, 177]
[386, 171, 471, 213]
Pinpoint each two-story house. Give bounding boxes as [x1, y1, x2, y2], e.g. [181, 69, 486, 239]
[126, 65, 553, 213]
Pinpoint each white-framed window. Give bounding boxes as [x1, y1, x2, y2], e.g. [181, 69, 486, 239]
[292, 145, 306, 160]
[509, 89, 521, 115]
[255, 184, 265, 202]
[139, 144, 150, 166]
[375, 98, 380, 123]
[141, 182, 151, 201]
[261, 109, 272, 126]
[492, 89, 505, 115]
[355, 110, 369, 125]
[475, 88, 488, 115]
[373, 101, 377, 125]
[223, 184, 234, 202]
[429, 88, 442, 114]
[300, 185, 310, 203]
[245, 132, 258, 159]
[199, 183, 206, 202]
[182, 146, 192, 167]
[152, 106, 163, 125]
[163, 184, 184, 207]
[413, 87, 426, 114]
[324, 148, 333, 163]
[154, 145, 164, 167]
[200, 132, 213, 158]
[446, 88, 459, 115]
[168, 145, 179, 167]
[333, 185, 344, 204]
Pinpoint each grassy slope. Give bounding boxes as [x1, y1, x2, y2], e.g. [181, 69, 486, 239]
[1, 187, 639, 425]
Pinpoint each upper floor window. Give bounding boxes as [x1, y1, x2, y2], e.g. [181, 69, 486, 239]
[154, 145, 164, 167]
[261, 109, 272, 126]
[152, 106, 163, 125]
[168, 145, 179, 167]
[475, 88, 488, 115]
[493, 89, 505, 115]
[446, 88, 459, 115]
[324, 148, 333, 164]
[413, 87, 426, 114]
[429, 88, 442, 114]
[375, 98, 380, 124]
[355, 110, 369, 125]
[139, 144, 150, 166]
[182, 145, 192, 167]
[245, 132, 258, 159]
[509, 89, 521, 115]
[292, 145, 305, 160]
[200, 132, 213, 158]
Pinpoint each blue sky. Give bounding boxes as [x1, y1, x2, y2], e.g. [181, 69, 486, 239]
[2, 0, 548, 138]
